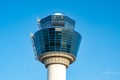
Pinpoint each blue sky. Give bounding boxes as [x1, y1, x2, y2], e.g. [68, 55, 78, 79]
[0, 0, 120, 80]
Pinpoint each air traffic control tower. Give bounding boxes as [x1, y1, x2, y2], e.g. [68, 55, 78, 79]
[31, 13, 82, 80]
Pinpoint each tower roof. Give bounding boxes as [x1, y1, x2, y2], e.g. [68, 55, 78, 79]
[53, 13, 63, 15]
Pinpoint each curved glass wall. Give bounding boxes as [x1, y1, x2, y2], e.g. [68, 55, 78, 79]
[33, 28, 81, 58]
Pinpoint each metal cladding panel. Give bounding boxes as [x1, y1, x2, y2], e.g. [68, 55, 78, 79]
[33, 28, 81, 58]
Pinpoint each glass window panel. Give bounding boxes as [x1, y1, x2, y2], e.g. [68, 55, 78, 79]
[50, 42, 55, 46]
[55, 42, 60, 46]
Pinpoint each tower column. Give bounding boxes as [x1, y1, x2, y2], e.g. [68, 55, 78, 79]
[48, 64, 66, 80]
[31, 13, 82, 80]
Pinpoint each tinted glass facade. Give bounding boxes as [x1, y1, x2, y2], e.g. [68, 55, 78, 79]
[33, 28, 81, 57]
[33, 14, 82, 58]
[40, 15, 75, 30]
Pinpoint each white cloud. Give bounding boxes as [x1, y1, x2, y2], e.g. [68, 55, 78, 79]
[104, 71, 111, 74]
[96, 78, 100, 80]
[104, 71, 120, 75]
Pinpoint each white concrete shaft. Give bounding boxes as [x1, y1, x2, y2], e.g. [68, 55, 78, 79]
[48, 64, 66, 80]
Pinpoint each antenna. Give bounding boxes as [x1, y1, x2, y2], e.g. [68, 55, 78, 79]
[30, 32, 34, 38]
[37, 17, 41, 29]
[30, 32, 38, 60]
